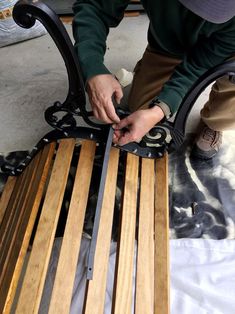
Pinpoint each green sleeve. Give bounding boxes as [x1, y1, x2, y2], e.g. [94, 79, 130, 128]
[72, 0, 129, 82]
[158, 20, 235, 114]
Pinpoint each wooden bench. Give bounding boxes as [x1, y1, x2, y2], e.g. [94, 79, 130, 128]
[1, 2, 172, 312]
[0, 139, 169, 314]
[2, 1, 235, 313]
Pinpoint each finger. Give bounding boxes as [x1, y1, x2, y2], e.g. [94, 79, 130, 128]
[92, 108, 99, 120]
[117, 131, 134, 146]
[113, 129, 122, 143]
[113, 133, 118, 144]
[115, 116, 131, 130]
[106, 99, 120, 123]
[114, 87, 123, 105]
[97, 106, 114, 124]
[113, 129, 121, 137]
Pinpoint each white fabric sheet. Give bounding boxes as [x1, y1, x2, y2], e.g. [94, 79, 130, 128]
[40, 238, 235, 314]
[170, 239, 235, 314]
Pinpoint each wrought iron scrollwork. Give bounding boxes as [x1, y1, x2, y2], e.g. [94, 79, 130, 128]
[2, 0, 235, 175]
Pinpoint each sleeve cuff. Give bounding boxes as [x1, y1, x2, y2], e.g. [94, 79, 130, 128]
[158, 88, 183, 115]
[149, 98, 172, 119]
[155, 101, 172, 119]
[79, 56, 111, 83]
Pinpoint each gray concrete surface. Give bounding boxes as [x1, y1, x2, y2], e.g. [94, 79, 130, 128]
[0, 14, 209, 153]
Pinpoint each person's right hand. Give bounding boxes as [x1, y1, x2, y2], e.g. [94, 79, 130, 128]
[86, 74, 122, 124]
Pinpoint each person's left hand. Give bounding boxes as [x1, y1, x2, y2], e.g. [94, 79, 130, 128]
[113, 106, 164, 146]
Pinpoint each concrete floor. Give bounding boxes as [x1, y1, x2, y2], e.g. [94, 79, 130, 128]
[0, 14, 212, 154]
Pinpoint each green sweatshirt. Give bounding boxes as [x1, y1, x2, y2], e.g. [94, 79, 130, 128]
[72, 0, 235, 114]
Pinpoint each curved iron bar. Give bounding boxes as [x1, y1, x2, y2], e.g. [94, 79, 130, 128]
[169, 60, 235, 150]
[13, 0, 101, 129]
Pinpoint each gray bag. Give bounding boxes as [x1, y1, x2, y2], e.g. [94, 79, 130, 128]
[0, 0, 47, 48]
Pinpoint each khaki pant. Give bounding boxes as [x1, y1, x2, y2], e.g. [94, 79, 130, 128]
[128, 46, 235, 131]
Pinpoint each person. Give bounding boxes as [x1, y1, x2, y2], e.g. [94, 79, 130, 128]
[72, 0, 235, 159]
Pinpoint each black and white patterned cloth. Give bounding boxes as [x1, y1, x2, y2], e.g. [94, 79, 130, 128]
[169, 133, 235, 239]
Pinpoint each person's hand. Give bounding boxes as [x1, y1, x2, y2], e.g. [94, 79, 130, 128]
[113, 106, 165, 146]
[87, 74, 122, 124]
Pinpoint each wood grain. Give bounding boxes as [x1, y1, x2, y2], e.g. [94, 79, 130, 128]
[114, 153, 139, 314]
[0, 152, 41, 307]
[16, 139, 75, 314]
[135, 158, 155, 314]
[2, 143, 55, 314]
[49, 140, 96, 314]
[154, 153, 169, 314]
[0, 176, 17, 226]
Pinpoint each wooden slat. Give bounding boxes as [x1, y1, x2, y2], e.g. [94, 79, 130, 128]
[84, 147, 119, 314]
[154, 153, 169, 314]
[0, 176, 17, 226]
[48, 140, 96, 314]
[2, 143, 56, 314]
[0, 161, 32, 252]
[0, 152, 42, 287]
[16, 139, 75, 314]
[114, 153, 139, 314]
[135, 158, 155, 314]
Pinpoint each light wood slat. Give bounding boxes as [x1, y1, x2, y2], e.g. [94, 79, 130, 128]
[135, 158, 155, 314]
[0, 176, 17, 226]
[0, 162, 31, 253]
[0, 163, 33, 313]
[16, 139, 75, 314]
[114, 153, 139, 314]
[48, 140, 96, 314]
[0, 152, 42, 287]
[84, 148, 119, 314]
[3, 143, 56, 314]
[154, 153, 169, 314]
